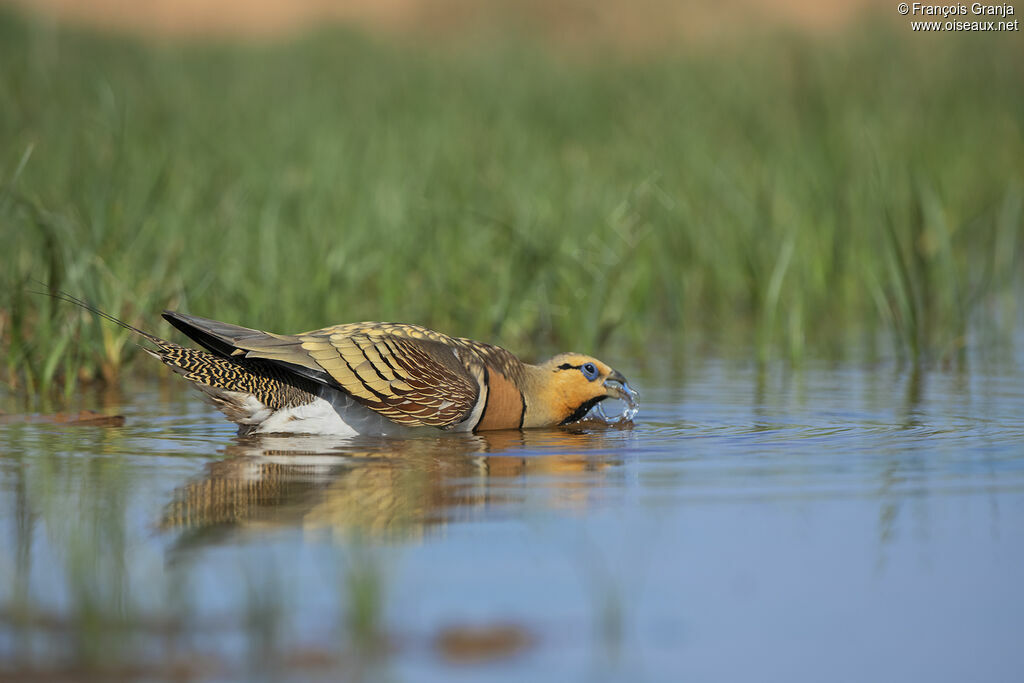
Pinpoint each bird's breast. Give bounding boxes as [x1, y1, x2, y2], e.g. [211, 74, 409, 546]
[474, 368, 526, 431]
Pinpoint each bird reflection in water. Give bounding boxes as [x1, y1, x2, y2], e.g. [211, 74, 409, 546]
[160, 426, 627, 547]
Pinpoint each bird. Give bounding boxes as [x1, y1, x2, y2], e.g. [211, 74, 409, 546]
[64, 296, 638, 437]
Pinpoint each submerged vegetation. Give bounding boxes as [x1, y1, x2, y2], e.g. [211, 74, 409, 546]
[1, 10, 1022, 391]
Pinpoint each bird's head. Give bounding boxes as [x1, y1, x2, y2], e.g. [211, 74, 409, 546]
[523, 352, 639, 427]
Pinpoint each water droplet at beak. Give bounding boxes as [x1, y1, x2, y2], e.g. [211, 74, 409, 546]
[600, 375, 640, 423]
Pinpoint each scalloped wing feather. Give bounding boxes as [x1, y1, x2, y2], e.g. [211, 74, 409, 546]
[165, 315, 507, 429]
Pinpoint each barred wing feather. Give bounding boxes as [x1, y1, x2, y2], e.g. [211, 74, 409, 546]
[163, 313, 481, 428]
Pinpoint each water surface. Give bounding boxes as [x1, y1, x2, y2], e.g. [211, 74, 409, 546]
[1, 359, 1022, 681]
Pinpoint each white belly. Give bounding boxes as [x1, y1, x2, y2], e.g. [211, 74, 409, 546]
[252, 392, 416, 437]
[197, 383, 473, 437]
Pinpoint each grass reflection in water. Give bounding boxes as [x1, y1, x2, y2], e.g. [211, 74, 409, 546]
[0, 425, 628, 679]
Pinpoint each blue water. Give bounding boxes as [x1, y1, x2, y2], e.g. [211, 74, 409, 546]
[1, 359, 1022, 681]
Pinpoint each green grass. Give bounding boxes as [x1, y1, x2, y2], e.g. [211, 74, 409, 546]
[1, 11, 1022, 390]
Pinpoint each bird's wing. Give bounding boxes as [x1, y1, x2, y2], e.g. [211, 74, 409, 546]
[163, 313, 482, 428]
[296, 324, 483, 427]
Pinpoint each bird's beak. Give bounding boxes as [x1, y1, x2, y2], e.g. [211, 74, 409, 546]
[603, 369, 639, 406]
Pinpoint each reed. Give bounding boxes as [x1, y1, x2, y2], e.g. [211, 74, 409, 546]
[1, 11, 1021, 390]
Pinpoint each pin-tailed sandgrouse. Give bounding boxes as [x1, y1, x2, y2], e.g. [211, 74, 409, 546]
[79, 302, 639, 436]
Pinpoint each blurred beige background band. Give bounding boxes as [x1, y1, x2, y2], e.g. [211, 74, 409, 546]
[4, 0, 891, 41]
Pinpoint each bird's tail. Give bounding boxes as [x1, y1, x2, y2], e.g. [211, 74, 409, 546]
[46, 290, 318, 429]
[44, 289, 237, 381]
[43, 289, 171, 350]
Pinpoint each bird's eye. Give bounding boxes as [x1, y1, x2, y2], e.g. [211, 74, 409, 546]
[581, 363, 599, 381]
